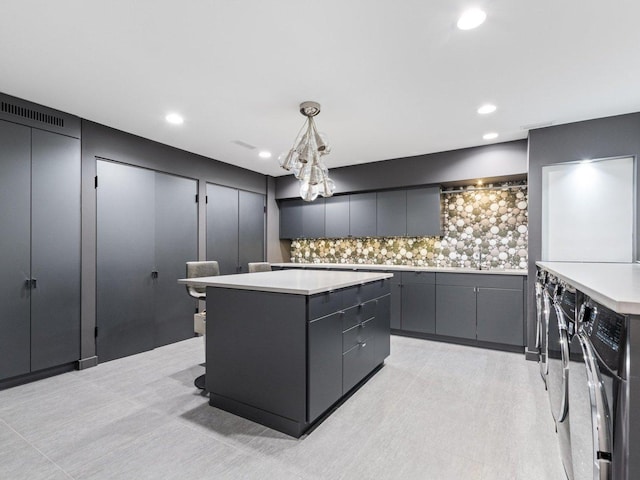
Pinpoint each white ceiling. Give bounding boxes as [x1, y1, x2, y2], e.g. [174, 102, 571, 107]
[1, 1, 640, 177]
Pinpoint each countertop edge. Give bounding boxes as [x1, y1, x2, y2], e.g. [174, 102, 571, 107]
[272, 263, 527, 276]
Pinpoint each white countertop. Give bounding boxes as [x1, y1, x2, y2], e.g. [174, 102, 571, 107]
[272, 262, 527, 276]
[178, 269, 393, 295]
[536, 262, 640, 315]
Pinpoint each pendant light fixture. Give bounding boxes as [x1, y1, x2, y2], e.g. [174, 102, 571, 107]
[278, 101, 335, 202]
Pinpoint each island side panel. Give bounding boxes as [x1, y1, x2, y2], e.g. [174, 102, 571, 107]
[206, 287, 307, 423]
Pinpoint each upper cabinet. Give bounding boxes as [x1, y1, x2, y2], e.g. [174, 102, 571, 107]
[406, 186, 441, 236]
[279, 186, 441, 239]
[349, 192, 377, 237]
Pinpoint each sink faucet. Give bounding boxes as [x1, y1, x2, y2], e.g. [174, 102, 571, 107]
[475, 251, 483, 270]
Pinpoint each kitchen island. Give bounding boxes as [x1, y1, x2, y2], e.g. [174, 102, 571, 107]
[179, 269, 392, 437]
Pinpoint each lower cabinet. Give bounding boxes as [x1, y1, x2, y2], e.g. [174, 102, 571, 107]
[435, 273, 524, 346]
[400, 272, 436, 334]
[307, 281, 391, 423]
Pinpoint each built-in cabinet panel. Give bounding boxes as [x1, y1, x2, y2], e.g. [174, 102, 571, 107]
[97, 161, 198, 362]
[0, 121, 32, 380]
[207, 184, 239, 275]
[407, 187, 441, 236]
[153, 173, 199, 348]
[388, 272, 402, 329]
[324, 196, 350, 238]
[239, 190, 267, 271]
[376, 190, 406, 236]
[0, 121, 81, 381]
[349, 192, 377, 237]
[207, 184, 265, 274]
[30, 130, 81, 371]
[279, 199, 304, 239]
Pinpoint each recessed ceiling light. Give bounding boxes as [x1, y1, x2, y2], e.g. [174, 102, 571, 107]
[258, 151, 272, 159]
[483, 132, 499, 140]
[477, 104, 497, 115]
[165, 113, 184, 125]
[457, 8, 487, 30]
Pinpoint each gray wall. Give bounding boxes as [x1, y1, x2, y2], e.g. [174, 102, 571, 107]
[526, 112, 640, 358]
[276, 140, 528, 199]
[81, 120, 268, 364]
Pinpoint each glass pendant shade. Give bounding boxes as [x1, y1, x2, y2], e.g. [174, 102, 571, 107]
[278, 101, 335, 201]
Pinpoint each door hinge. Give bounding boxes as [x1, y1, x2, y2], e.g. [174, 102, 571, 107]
[94, 176, 98, 188]
[205, 195, 208, 204]
[195, 194, 199, 203]
[94, 326, 98, 338]
[264, 205, 267, 213]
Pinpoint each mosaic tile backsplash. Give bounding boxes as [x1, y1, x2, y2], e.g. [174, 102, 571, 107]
[290, 183, 528, 270]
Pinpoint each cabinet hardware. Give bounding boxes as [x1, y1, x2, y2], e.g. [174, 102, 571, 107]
[151, 271, 159, 279]
[31, 278, 37, 289]
[24, 279, 31, 289]
[358, 341, 367, 348]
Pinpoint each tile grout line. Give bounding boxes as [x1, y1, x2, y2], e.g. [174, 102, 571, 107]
[0, 418, 75, 480]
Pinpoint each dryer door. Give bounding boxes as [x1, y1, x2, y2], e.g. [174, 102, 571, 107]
[568, 333, 612, 480]
[547, 300, 570, 423]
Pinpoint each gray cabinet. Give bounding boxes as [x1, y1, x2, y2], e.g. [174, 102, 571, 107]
[0, 120, 81, 381]
[435, 273, 524, 346]
[377, 190, 407, 236]
[97, 161, 198, 361]
[435, 284, 477, 339]
[477, 287, 524, 345]
[207, 184, 265, 273]
[279, 198, 325, 239]
[324, 196, 350, 238]
[388, 272, 402, 329]
[407, 186, 441, 236]
[349, 192, 377, 237]
[401, 272, 436, 334]
[308, 310, 343, 421]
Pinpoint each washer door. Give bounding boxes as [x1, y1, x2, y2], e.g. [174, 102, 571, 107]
[568, 333, 612, 480]
[547, 301, 570, 423]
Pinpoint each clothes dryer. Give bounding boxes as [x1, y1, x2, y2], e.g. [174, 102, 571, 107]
[568, 299, 628, 480]
[548, 281, 577, 480]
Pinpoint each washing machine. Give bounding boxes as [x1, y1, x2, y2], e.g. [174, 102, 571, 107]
[536, 267, 549, 385]
[548, 280, 577, 480]
[568, 298, 628, 480]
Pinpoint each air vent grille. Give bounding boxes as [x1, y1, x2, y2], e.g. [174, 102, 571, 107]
[1, 101, 64, 127]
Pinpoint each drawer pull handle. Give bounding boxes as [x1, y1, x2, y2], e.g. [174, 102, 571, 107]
[359, 342, 367, 348]
[359, 322, 365, 328]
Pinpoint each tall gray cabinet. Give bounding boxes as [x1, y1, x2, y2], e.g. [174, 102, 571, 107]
[0, 119, 81, 381]
[206, 183, 265, 275]
[96, 161, 198, 362]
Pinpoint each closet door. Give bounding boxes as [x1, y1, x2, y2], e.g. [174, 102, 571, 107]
[97, 161, 155, 362]
[0, 121, 31, 380]
[238, 190, 265, 272]
[154, 172, 198, 347]
[207, 184, 239, 275]
[30, 130, 81, 371]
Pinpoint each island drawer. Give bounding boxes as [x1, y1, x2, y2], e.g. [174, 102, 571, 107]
[342, 300, 376, 331]
[342, 279, 391, 307]
[343, 318, 373, 353]
[308, 289, 344, 320]
[343, 340, 375, 393]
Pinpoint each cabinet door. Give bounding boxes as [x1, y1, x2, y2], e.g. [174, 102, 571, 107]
[401, 283, 436, 334]
[477, 288, 524, 346]
[376, 190, 406, 237]
[207, 184, 239, 274]
[388, 272, 402, 329]
[0, 121, 31, 380]
[349, 192, 377, 237]
[279, 199, 303, 239]
[435, 285, 476, 339]
[153, 172, 198, 348]
[31, 130, 81, 371]
[302, 198, 325, 238]
[407, 186, 441, 236]
[373, 295, 391, 365]
[324, 196, 350, 238]
[238, 190, 265, 272]
[97, 161, 155, 362]
[308, 311, 343, 422]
